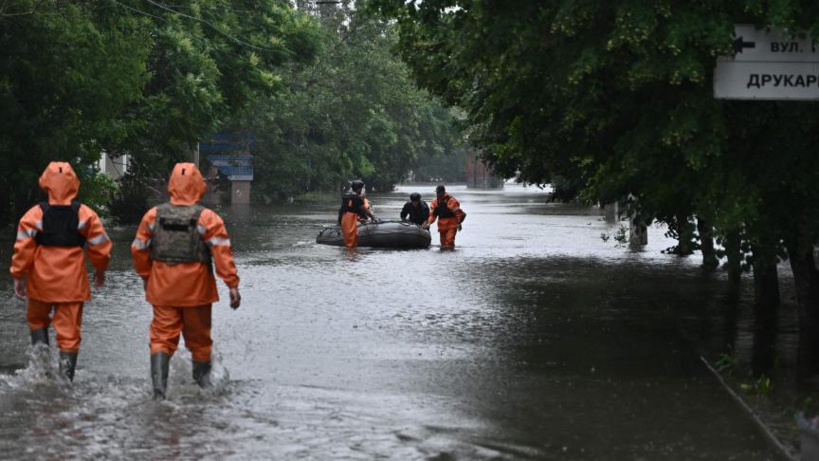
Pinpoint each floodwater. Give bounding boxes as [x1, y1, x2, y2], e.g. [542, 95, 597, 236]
[0, 184, 788, 460]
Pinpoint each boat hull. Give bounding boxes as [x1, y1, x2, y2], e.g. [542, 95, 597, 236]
[316, 221, 431, 249]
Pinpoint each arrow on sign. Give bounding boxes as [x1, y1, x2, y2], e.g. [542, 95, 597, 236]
[733, 36, 756, 53]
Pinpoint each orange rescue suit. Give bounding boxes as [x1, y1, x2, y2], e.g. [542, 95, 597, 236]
[427, 193, 466, 248]
[10, 162, 112, 352]
[131, 163, 239, 361]
[339, 193, 367, 248]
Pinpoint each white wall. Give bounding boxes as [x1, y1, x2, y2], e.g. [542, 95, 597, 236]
[98, 153, 128, 178]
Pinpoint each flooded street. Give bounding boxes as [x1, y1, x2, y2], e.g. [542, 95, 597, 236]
[0, 185, 786, 460]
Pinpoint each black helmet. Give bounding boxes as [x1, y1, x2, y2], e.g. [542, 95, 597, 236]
[436, 185, 446, 193]
[351, 180, 365, 192]
[410, 192, 421, 201]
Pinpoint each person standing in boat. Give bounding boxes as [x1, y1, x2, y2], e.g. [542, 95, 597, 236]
[400, 192, 429, 226]
[338, 180, 376, 248]
[423, 185, 466, 250]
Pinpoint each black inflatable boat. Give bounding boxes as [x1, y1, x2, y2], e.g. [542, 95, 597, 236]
[316, 221, 431, 249]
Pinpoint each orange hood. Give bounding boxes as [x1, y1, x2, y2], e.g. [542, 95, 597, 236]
[38, 162, 79, 205]
[168, 162, 206, 205]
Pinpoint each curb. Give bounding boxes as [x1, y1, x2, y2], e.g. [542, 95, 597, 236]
[700, 356, 799, 460]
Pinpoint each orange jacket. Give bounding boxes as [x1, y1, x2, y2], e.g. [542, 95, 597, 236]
[427, 194, 466, 231]
[131, 163, 239, 307]
[358, 197, 373, 222]
[10, 162, 112, 302]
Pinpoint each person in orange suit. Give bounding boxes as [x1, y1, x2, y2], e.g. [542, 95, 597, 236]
[131, 163, 241, 400]
[10, 161, 112, 382]
[423, 185, 467, 250]
[338, 180, 376, 248]
[359, 193, 374, 224]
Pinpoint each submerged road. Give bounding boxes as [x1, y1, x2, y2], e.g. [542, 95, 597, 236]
[0, 184, 785, 460]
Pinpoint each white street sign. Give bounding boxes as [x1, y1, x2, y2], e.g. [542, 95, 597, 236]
[714, 25, 819, 100]
[727, 24, 819, 62]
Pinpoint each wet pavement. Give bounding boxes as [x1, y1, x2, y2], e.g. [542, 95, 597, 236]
[0, 184, 787, 459]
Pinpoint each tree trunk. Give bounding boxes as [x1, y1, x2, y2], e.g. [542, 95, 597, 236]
[721, 282, 741, 355]
[723, 231, 742, 286]
[675, 214, 694, 256]
[751, 257, 780, 377]
[787, 245, 819, 380]
[697, 218, 718, 271]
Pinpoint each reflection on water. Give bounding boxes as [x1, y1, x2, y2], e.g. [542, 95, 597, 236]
[0, 184, 787, 459]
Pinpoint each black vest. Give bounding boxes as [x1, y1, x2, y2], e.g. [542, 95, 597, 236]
[340, 193, 366, 218]
[434, 198, 455, 218]
[35, 201, 86, 247]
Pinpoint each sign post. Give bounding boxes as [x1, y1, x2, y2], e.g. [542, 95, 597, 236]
[714, 25, 819, 100]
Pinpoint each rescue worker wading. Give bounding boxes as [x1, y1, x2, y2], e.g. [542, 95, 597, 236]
[10, 162, 112, 382]
[423, 185, 467, 250]
[131, 163, 241, 400]
[338, 180, 376, 248]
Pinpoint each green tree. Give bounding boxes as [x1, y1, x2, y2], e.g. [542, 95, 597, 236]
[0, 0, 322, 224]
[0, 1, 150, 221]
[106, 0, 323, 212]
[247, 0, 466, 202]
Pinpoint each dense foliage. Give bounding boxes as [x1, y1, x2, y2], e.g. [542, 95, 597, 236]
[0, 0, 467, 220]
[245, 1, 466, 202]
[0, 0, 322, 220]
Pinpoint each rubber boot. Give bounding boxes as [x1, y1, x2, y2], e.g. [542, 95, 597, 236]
[30, 327, 49, 346]
[150, 352, 170, 400]
[58, 351, 78, 382]
[192, 361, 212, 388]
